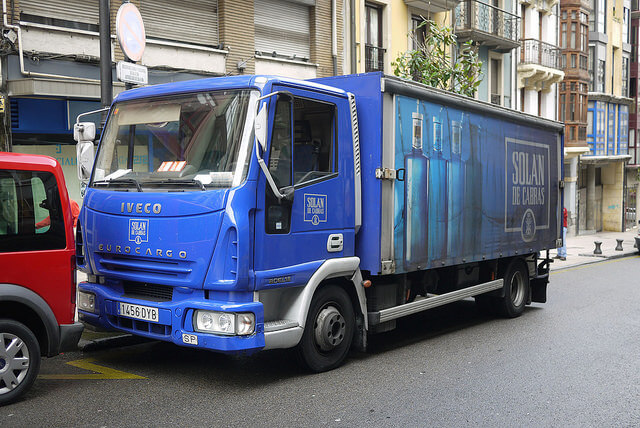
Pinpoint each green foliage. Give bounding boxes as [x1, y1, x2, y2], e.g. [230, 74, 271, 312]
[391, 19, 483, 98]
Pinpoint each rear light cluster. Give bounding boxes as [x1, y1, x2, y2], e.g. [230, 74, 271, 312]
[76, 221, 84, 266]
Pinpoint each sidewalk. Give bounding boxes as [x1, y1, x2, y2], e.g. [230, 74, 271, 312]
[549, 228, 640, 270]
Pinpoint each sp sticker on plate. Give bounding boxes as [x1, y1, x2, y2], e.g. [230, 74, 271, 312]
[129, 219, 149, 245]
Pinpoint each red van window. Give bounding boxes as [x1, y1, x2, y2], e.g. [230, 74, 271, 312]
[0, 170, 66, 252]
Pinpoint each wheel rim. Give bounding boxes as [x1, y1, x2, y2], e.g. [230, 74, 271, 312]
[0, 332, 30, 395]
[510, 270, 525, 307]
[314, 305, 346, 352]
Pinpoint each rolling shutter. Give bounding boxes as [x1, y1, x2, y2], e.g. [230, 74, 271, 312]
[255, 0, 311, 60]
[19, 0, 99, 25]
[141, 0, 218, 47]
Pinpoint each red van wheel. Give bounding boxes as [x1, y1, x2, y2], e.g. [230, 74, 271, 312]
[0, 319, 41, 406]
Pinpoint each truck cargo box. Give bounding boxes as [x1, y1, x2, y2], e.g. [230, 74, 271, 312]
[315, 73, 564, 276]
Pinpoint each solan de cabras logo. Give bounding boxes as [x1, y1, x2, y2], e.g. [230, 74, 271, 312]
[129, 219, 149, 245]
[304, 194, 327, 226]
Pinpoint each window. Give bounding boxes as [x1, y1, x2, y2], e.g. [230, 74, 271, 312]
[571, 23, 576, 49]
[490, 57, 503, 105]
[589, 46, 595, 91]
[571, 54, 577, 69]
[622, 57, 630, 97]
[570, 94, 576, 121]
[560, 94, 566, 122]
[411, 15, 427, 51]
[268, 95, 337, 189]
[254, 0, 311, 59]
[618, 105, 629, 155]
[266, 94, 338, 234]
[143, 0, 218, 47]
[597, 59, 605, 92]
[623, 7, 630, 44]
[588, 0, 595, 32]
[365, 3, 384, 72]
[561, 23, 567, 48]
[19, 0, 99, 32]
[597, 0, 606, 34]
[0, 170, 66, 252]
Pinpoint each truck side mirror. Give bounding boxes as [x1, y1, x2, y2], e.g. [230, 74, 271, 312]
[76, 141, 94, 180]
[74, 122, 96, 143]
[255, 102, 268, 152]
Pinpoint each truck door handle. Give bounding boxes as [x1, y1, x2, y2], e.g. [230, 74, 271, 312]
[327, 234, 343, 252]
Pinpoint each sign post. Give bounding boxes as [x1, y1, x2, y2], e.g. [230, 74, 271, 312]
[116, 3, 147, 88]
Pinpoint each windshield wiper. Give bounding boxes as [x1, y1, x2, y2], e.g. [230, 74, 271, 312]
[154, 179, 207, 191]
[93, 178, 143, 192]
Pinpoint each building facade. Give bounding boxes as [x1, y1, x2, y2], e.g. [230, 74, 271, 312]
[627, 0, 640, 229]
[559, 0, 591, 235]
[584, 0, 632, 232]
[1, 0, 343, 201]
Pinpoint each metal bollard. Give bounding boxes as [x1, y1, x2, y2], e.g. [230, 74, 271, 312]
[615, 239, 624, 251]
[593, 241, 603, 255]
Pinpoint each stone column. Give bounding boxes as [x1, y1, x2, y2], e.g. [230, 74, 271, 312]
[565, 157, 579, 236]
[586, 164, 596, 231]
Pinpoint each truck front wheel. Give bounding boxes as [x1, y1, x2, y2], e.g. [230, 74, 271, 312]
[498, 260, 529, 318]
[0, 319, 41, 406]
[297, 285, 355, 372]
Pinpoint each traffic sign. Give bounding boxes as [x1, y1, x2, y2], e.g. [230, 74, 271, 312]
[117, 61, 148, 85]
[116, 3, 146, 62]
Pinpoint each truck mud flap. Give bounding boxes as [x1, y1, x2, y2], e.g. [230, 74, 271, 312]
[530, 275, 548, 303]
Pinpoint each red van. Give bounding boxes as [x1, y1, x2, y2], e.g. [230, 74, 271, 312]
[0, 152, 83, 405]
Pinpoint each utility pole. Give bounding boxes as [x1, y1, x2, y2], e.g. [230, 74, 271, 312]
[99, 0, 112, 125]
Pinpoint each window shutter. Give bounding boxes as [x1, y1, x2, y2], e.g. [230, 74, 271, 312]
[254, 0, 310, 60]
[141, 0, 218, 47]
[19, 0, 99, 25]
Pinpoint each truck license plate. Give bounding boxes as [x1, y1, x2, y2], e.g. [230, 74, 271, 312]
[118, 302, 159, 323]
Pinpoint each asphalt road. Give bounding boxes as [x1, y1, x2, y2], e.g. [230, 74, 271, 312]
[2, 256, 640, 427]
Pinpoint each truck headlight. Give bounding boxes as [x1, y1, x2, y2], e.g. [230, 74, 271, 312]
[78, 291, 96, 313]
[194, 310, 255, 336]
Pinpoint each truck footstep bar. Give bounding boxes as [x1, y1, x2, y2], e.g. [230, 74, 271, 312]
[368, 279, 504, 325]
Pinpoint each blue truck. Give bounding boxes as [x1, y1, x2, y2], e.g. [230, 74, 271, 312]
[74, 72, 563, 371]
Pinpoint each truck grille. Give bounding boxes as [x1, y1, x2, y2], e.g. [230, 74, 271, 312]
[106, 315, 171, 338]
[97, 253, 193, 278]
[123, 282, 173, 302]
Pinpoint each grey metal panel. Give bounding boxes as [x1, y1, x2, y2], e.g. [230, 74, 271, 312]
[254, 0, 311, 59]
[382, 76, 565, 133]
[141, 0, 218, 46]
[20, 0, 99, 25]
[379, 91, 395, 269]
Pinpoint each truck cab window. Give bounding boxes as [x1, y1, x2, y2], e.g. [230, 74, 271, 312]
[293, 99, 337, 186]
[269, 97, 293, 189]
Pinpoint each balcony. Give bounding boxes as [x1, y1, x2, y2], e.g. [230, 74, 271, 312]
[517, 39, 564, 90]
[365, 45, 385, 72]
[520, 39, 562, 69]
[454, 0, 520, 53]
[404, 0, 461, 13]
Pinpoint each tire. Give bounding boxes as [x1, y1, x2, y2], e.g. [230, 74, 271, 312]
[497, 260, 529, 318]
[296, 285, 355, 372]
[0, 319, 41, 406]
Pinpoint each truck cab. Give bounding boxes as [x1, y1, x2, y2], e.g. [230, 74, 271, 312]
[0, 152, 83, 405]
[76, 75, 361, 370]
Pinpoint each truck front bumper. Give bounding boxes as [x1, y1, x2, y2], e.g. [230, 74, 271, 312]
[77, 282, 265, 354]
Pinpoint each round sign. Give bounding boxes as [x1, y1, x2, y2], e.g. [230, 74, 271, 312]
[116, 3, 146, 62]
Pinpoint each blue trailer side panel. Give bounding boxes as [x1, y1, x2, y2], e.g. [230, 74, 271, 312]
[316, 73, 563, 276]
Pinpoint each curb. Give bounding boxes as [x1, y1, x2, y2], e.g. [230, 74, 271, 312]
[552, 251, 639, 271]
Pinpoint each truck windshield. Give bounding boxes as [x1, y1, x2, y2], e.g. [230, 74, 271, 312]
[91, 89, 257, 191]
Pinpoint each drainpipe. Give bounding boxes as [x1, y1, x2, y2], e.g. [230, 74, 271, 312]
[350, 0, 356, 74]
[2, 0, 100, 83]
[332, 0, 337, 75]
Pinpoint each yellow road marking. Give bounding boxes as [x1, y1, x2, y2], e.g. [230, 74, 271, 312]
[39, 358, 146, 380]
[551, 254, 640, 274]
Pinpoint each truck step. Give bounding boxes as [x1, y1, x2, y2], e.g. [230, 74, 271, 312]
[368, 279, 504, 325]
[264, 319, 299, 332]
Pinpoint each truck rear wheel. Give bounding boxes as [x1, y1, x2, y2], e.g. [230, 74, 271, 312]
[297, 285, 355, 372]
[498, 260, 529, 318]
[0, 319, 41, 406]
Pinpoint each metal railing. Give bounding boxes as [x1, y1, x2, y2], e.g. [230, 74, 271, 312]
[455, 0, 519, 43]
[365, 45, 385, 72]
[520, 39, 562, 69]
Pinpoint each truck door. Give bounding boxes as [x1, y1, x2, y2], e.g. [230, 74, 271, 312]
[253, 87, 349, 289]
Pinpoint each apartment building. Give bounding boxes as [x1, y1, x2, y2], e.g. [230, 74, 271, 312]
[0, 0, 343, 201]
[584, 0, 632, 232]
[627, 0, 640, 229]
